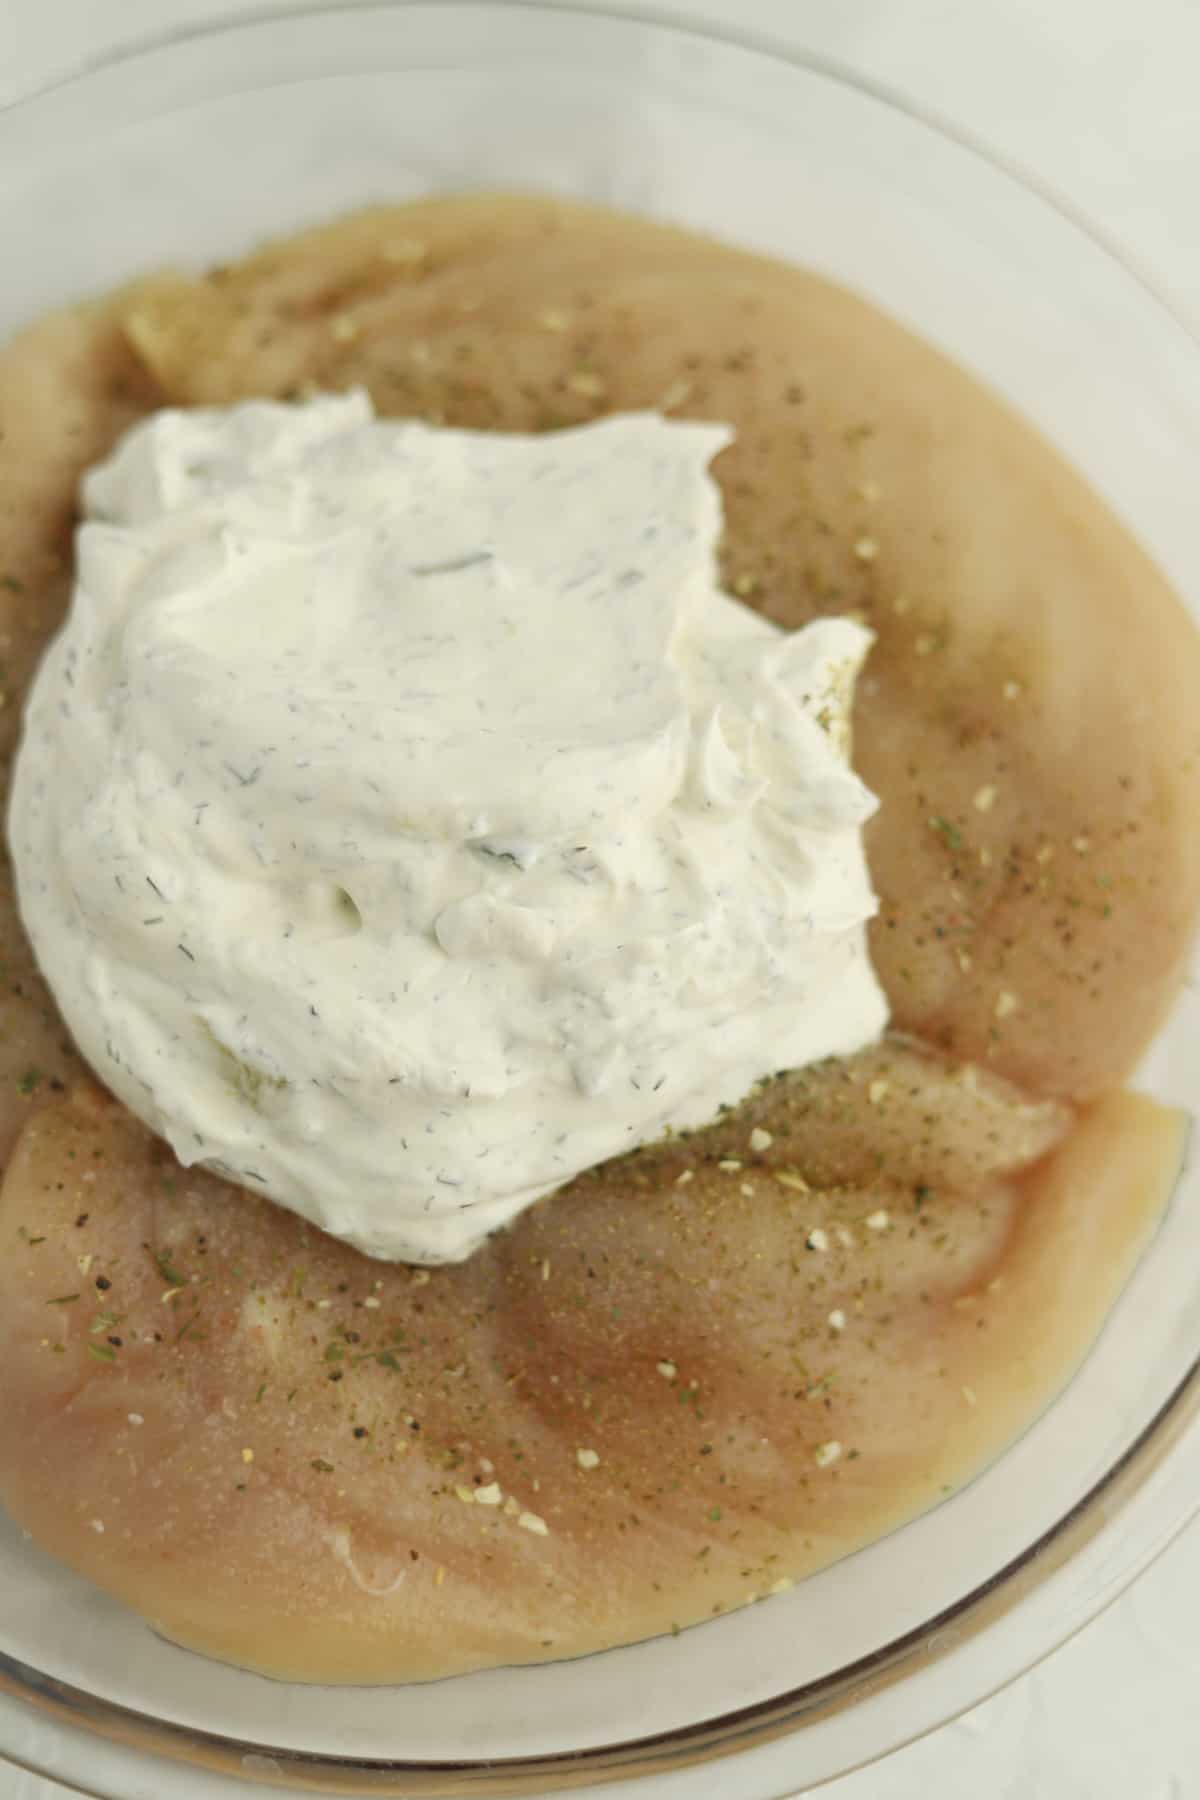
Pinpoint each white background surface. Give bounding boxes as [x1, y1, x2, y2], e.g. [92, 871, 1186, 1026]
[1, 2, 1198, 1797]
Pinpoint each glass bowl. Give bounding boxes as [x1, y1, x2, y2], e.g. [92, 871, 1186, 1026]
[1, 6, 1198, 1797]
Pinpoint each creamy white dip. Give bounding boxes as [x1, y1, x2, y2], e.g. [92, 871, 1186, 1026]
[9, 393, 886, 1261]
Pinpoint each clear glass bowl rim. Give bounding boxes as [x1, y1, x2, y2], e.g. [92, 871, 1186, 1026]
[1, 4, 1198, 1796]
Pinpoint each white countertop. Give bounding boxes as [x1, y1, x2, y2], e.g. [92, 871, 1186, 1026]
[1, 3, 1198, 1797]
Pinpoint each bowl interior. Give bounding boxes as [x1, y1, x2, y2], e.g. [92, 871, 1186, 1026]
[0, 7, 1198, 1797]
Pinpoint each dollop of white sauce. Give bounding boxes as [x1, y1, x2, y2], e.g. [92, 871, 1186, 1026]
[9, 393, 887, 1262]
